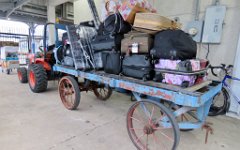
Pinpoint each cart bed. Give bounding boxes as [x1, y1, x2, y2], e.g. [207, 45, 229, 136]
[53, 65, 221, 107]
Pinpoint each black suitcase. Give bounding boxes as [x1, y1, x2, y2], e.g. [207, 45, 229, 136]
[122, 55, 154, 80]
[102, 51, 122, 74]
[93, 52, 103, 70]
[150, 30, 197, 60]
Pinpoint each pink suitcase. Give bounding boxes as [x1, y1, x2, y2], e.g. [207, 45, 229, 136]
[155, 59, 201, 71]
[163, 74, 197, 87]
[154, 59, 204, 87]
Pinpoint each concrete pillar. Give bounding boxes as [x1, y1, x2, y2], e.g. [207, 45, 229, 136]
[47, 5, 56, 46]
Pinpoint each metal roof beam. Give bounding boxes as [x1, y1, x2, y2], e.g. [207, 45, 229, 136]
[0, 12, 47, 25]
[5, 0, 31, 18]
[48, 0, 73, 6]
[0, 2, 14, 11]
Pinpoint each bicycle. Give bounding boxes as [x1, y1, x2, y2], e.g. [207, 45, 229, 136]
[208, 64, 240, 116]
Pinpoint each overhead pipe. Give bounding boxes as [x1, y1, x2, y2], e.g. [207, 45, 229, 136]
[194, 0, 200, 21]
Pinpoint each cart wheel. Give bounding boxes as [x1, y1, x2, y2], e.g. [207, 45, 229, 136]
[17, 67, 28, 83]
[127, 100, 180, 150]
[59, 76, 80, 110]
[93, 85, 112, 101]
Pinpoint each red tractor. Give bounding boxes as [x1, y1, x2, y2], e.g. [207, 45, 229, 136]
[17, 23, 67, 93]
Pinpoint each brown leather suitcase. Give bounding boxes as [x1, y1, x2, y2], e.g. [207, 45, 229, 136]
[133, 13, 181, 33]
[121, 31, 153, 54]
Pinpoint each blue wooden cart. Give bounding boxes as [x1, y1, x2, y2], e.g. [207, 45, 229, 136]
[53, 65, 222, 150]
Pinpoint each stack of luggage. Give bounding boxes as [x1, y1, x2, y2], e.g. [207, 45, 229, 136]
[64, 0, 209, 88]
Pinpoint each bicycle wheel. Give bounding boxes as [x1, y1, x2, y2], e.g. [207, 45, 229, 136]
[127, 100, 180, 150]
[208, 87, 229, 116]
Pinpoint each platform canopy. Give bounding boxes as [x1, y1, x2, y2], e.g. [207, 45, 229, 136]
[0, 0, 74, 24]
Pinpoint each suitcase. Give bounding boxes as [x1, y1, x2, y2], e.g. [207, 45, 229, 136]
[154, 70, 197, 87]
[91, 34, 115, 52]
[102, 51, 122, 74]
[164, 74, 197, 87]
[93, 52, 103, 70]
[133, 13, 181, 32]
[121, 31, 153, 54]
[150, 30, 197, 60]
[122, 55, 154, 80]
[91, 33, 124, 52]
[154, 59, 201, 71]
[154, 59, 202, 87]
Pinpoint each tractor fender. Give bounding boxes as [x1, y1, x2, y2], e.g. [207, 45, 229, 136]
[35, 59, 51, 71]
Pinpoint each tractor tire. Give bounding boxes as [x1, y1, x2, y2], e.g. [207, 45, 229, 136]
[28, 64, 48, 93]
[17, 67, 28, 83]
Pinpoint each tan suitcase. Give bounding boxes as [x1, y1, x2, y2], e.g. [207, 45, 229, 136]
[121, 31, 153, 54]
[133, 13, 181, 32]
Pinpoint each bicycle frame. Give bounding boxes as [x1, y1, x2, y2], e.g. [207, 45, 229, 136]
[222, 75, 240, 104]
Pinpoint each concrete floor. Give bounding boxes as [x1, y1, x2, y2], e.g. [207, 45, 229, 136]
[0, 70, 240, 150]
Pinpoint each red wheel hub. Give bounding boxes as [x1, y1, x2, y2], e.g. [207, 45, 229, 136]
[29, 71, 36, 88]
[143, 125, 155, 135]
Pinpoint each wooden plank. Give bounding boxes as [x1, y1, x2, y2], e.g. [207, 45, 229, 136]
[185, 80, 212, 92]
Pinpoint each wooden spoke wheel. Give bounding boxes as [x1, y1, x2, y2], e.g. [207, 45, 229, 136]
[59, 76, 80, 110]
[93, 85, 112, 101]
[127, 100, 180, 150]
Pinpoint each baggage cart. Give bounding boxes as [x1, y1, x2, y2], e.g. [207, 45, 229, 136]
[53, 65, 222, 150]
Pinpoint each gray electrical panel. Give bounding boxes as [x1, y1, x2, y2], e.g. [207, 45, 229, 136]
[185, 21, 204, 42]
[202, 5, 226, 44]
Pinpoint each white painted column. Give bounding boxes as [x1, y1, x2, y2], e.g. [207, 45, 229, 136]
[47, 4, 56, 45]
[227, 33, 240, 119]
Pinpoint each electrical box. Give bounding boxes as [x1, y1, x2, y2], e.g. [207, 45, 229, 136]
[185, 21, 204, 43]
[202, 5, 226, 44]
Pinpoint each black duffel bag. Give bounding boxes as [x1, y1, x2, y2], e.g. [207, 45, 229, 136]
[150, 30, 197, 60]
[104, 13, 132, 35]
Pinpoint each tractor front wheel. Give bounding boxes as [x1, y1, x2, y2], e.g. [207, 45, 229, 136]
[17, 67, 28, 83]
[28, 64, 48, 93]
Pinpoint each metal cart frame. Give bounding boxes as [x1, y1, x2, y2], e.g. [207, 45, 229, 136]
[53, 65, 222, 150]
